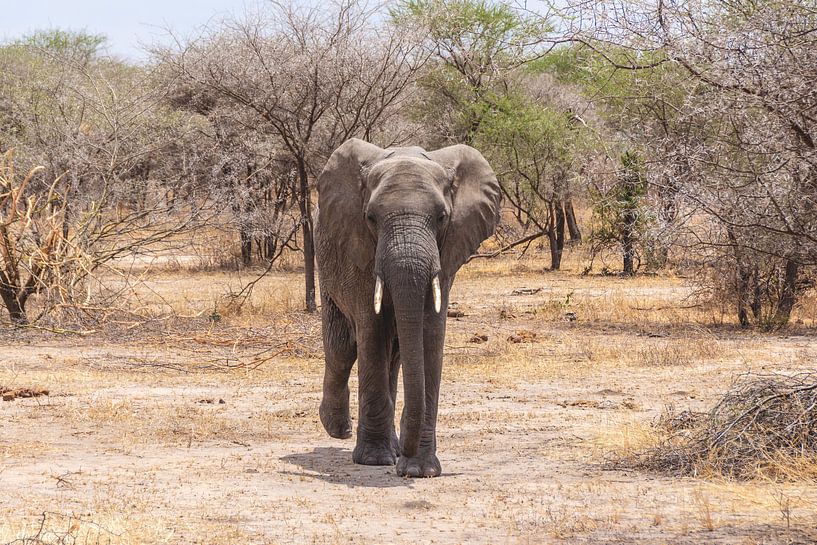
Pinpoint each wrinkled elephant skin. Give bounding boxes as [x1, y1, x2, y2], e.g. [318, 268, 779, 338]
[314, 139, 501, 477]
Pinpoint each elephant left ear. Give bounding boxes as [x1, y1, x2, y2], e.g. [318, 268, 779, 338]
[428, 145, 502, 279]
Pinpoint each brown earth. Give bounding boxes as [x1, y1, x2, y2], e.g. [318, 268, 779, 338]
[1, 258, 816, 544]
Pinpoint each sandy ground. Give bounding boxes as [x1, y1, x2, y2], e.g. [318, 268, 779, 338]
[1, 264, 816, 544]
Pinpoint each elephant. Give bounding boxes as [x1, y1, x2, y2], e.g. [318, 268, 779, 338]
[314, 138, 501, 477]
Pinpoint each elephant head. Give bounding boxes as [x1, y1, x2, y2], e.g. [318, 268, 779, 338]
[317, 138, 501, 460]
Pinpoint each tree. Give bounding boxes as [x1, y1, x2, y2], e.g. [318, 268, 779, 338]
[166, 84, 301, 267]
[589, 151, 649, 275]
[476, 73, 591, 269]
[395, 0, 597, 266]
[161, 0, 425, 312]
[393, 0, 551, 146]
[0, 152, 63, 323]
[555, 0, 817, 324]
[0, 31, 214, 324]
[12, 29, 106, 66]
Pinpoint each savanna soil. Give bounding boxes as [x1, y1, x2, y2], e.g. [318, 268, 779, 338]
[2, 256, 816, 544]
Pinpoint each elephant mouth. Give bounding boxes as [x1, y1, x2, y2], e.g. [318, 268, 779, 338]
[373, 274, 441, 315]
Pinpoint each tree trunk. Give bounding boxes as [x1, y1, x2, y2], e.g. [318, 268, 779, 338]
[547, 205, 561, 270]
[727, 228, 753, 327]
[622, 206, 636, 276]
[240, 229, 253, 266]
[772, 259, 799, 326]
[264, 235, 277, 262]
[296, 157, 317, 313]
[0, 274, 27, 324]
[735, 259, 751, 328]
[554, 199, 566, 254]
[750, 265, 762, 320]
[564, 198, 582, 242]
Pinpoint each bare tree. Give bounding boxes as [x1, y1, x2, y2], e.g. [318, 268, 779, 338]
[165, 85, 302, 267]
[159, 0, 426, 312]
[555, 0, 817, 324]
[0, 152, 65, 323]
[0, 32, 216, 324]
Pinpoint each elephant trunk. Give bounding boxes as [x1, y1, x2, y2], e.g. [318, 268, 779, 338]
[392, 295, 426, 457]
[375, 215, 440, 458]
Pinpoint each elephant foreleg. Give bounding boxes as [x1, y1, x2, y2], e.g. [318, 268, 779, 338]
[353, 323, 398, 466]
[319, 296, 356, 439]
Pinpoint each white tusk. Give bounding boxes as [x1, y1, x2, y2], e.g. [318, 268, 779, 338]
[432, 275, 442, 314]
[374, 276, 383, 315]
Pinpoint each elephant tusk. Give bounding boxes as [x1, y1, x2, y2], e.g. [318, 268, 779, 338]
[432, 275, 442, 314]
[374, 275, 383, 315]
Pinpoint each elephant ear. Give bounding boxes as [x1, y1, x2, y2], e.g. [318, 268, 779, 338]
[317, 138, 387, 272]
[428, 145, 502, 279]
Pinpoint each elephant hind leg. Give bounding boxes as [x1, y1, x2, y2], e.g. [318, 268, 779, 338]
[353, 324, 398, 466]
[319, 295, 356, 439]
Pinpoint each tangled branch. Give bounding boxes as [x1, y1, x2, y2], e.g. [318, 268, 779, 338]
[624, 372, 817, 480]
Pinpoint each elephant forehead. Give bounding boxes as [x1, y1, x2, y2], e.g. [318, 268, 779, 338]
[368, 157, 449, 188]
[369, 177, 448, 211]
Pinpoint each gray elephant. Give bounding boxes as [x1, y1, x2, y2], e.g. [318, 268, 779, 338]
[314, 138, 501, 477]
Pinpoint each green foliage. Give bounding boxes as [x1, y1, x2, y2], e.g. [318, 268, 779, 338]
[592, 151, 648, 237]
[617, 150, 648, 209]
[529, 44, 687, 136]
[526, 45, 596, 84]
[392, 0, 550, 145]
[589, 150, 652, 265]
[0, 27, 180, 195]
[10, 29, 106, 65]
[392, 0, 548, 63]
[0, 29, 113, 152]
[477, 90, 574, 170]
[475, 86, 589, 231]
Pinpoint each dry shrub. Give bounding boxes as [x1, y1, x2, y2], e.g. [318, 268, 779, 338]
[624, 372, 817, 480]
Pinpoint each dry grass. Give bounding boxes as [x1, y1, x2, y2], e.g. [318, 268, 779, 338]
[445, 329, 729, 385]
[0, 440, 54, 459]
[3, 254, 817, 545]
[0, 508, 257, 545]
[112, 268, 305, 321]
[591, 415, 661, 459]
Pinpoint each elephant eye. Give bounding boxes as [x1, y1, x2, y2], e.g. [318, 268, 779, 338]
[437, 211, 447, 224]
[366, 211, 376, 224]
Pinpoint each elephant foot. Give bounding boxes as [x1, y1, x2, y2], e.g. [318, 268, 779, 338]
[353, 440, 398, 466]
[396, 453, 441, 478]
[319, 401, 352, 439]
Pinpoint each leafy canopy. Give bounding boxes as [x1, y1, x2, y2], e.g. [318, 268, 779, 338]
[9, 29, 107, 64]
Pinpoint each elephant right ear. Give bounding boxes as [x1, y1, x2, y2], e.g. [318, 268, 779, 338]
[317, 138, 387, 272]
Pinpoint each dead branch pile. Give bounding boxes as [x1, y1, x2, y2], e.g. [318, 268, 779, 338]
[629, 372, 817, 480]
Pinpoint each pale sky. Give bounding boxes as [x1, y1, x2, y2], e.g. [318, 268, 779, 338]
[3, 1, 556, 61]
[1, 0, 267, 61]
